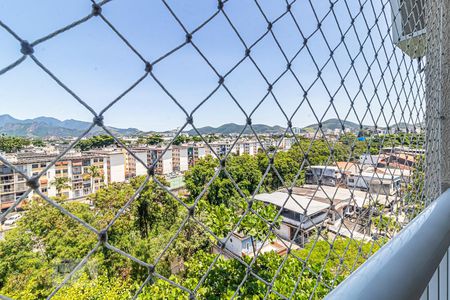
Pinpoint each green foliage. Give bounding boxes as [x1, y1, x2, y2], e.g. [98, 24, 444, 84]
[53, 274, 131, 300]
[51, 176, 71, 195]
[144, 237, 383, 299]
[75, 135, 116, 151]
[371, 215, 401, 236]
[172, 134, 203, 145]
[172, 134, 190, 145]
[130, 176, 178, 238]
[185, 154, 261, 206]
[139, 134, 164, 145]
[257, 151, 303, 191]
[0, 134, 33, 153]
[0, 200, 97, 299]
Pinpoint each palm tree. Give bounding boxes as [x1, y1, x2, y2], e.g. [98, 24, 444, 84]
[86, 165, 103, 193]
[51, 177, 71, 197]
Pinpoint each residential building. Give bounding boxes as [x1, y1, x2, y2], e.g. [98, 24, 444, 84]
[147, 146, 173, 175]
[0, 151, 125, 210]
[305, 166, 342, 186]
[172, 145, 188, 172]
[187, 145, 206, 167]
[345, 171, 401, 195]
[254, 191, 331, 246]
[123, 149, 148, 179]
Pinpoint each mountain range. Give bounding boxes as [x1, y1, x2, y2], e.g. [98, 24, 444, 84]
[302, 118, 363, 132]
[0, 115, 416, 138]
[0, 115, 142, 138]
[184, 123, 286, 135]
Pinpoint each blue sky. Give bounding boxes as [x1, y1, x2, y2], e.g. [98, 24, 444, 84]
[0, 0, 421, 131]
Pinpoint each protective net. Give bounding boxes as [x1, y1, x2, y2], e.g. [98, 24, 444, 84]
[0, 0, 439, 299]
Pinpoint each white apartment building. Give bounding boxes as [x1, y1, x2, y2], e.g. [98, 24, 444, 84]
[147, 146, 173, 175]
[0, 151, 126, 210]
[172, 145, 188, 172]
[236, 141, 260, 155]
[122, 149, 148, 179]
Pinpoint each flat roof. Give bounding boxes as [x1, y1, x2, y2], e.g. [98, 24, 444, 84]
[291, 185, 395, 207]
[254, 191, 330, 216]
[309, 165, 339, 170]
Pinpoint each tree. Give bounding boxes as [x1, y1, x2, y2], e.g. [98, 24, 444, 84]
[191, 136, 202, 142]
[86, 165, 103, 194]
[0, 135, 31, 153]
[139, 134, 164, 145]
[75, 135, 115, 151]
[31, 139, 46, 147]
[0, 200, 97, 299]
[51, 177, 71, 196]
[143, 237, 383, 299]
[184, 154, 262, 206]
[172, 135, 190, 145]
[129, 176, 178, 238]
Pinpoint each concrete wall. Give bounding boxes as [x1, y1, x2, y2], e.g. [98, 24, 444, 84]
[179, 147, 188, 172]
[109, 153, 125, 183]
[135, 152, 148, 176]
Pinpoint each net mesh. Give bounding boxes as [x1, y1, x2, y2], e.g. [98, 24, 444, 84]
[0, 0, 440, 299]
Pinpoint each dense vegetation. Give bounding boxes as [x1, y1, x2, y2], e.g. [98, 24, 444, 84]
[138, 134, 164, 145]
[0, 135, 45, 153]
[75, 135, 116, 151]
[1, 154, 387, 300]
[0, 132, 422, 299]
[0, 182, 380, 299]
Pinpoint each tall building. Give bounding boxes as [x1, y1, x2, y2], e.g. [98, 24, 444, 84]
[0, 151, 126, 210]
[146, 146, 173, 175]
[172, 145, 188, 172]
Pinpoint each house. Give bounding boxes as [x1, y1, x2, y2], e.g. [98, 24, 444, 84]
[359, 154, 382, 167]
[305, 166, 342, 186]
[345, 171, 401, 195]
[218, 232, 263, 258]
[292, 184, 400, 223]
[254, 191, 331, 246]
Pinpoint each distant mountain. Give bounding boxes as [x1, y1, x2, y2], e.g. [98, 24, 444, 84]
[187, 119, 403, 136]
[303, 118, 418, 132]
[185, 123, 286, 135]
[0, 115, 142, 138]
[303, 118, 363, 132]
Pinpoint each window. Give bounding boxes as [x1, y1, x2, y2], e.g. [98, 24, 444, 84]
[32, 164, 39, 168]
[349, 179, 355, 183]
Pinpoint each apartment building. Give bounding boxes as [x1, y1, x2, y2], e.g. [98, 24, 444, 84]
[0, 162, 28, 210]
[86, 150, 126, 183]
[207, 142, 236, 156]
[122, 149, 148, 179]
[236, 141, 260, 156]
[172, 145, 188, 172]
[147, 146, 173, 175]
[0, 151, 126, 210]
[188, 145, 206, 167]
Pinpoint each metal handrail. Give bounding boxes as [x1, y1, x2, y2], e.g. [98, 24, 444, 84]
[325, 189, 450, 300]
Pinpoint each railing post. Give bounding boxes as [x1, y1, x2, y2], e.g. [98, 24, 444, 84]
[438, 1, 450, 193]
[425, 0, 447, 199]
[424, 1, 450, 299]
